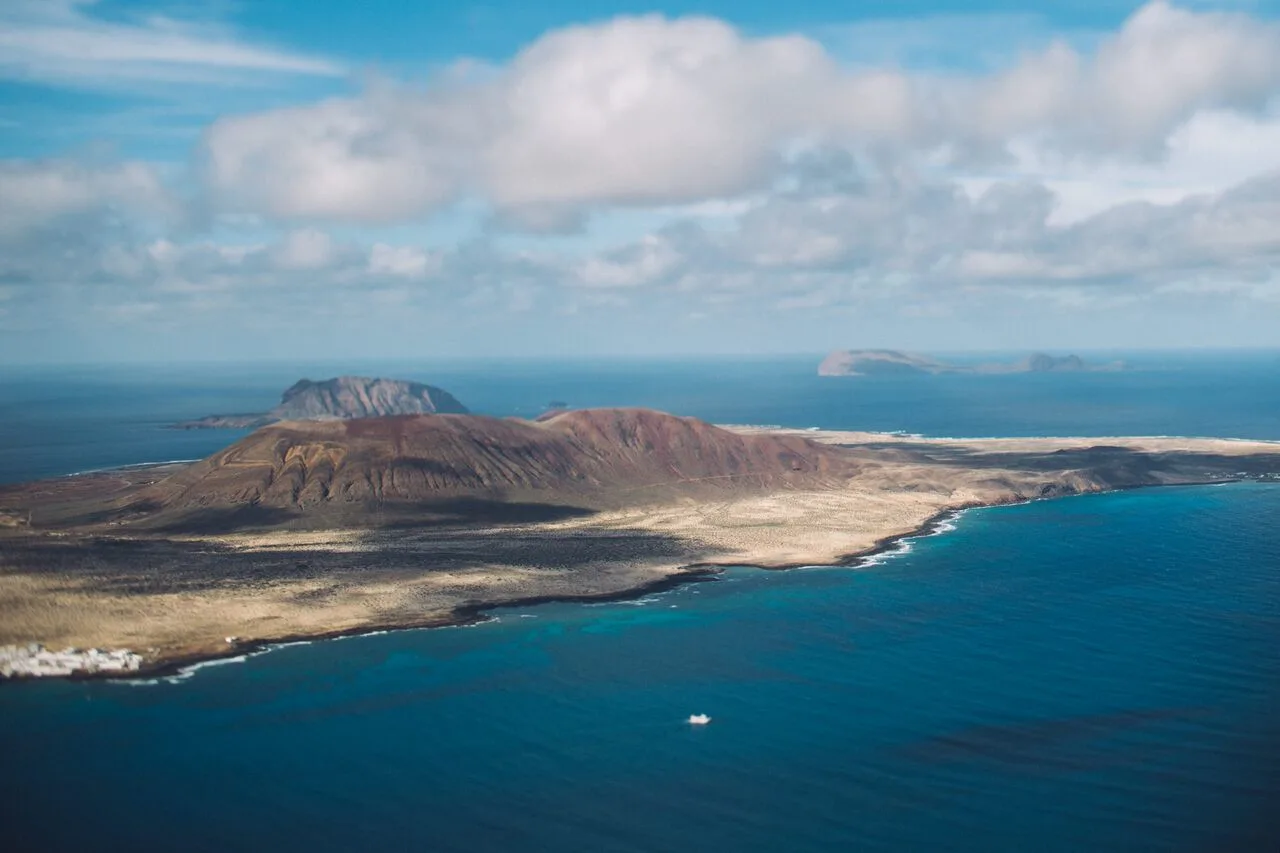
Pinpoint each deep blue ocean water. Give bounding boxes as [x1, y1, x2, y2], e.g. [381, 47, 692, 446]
[1, 484, 1277, 852]
[1, 350, 1278, 484]
[1, 353, 1278, 851]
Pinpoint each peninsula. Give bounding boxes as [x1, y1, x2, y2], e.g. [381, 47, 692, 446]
[174, 375, 469, 429]
[2, 408, 1277, 678]
[818, 349, 1124, 376]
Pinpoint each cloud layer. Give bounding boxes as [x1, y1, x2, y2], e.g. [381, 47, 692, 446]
[0, 159, 172, 238]
[201, 2, 1280, 225]
[2, 2, 1280, 357]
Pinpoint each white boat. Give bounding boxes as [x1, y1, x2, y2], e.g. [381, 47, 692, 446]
[688, 713, 711, 725]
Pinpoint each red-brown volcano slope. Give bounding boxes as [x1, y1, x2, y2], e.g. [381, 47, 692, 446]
[138, 408, 862, 517]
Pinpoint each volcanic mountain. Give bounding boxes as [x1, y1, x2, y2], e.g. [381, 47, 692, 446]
[137, 409, 860, 528]
[175, 376, 469, 429]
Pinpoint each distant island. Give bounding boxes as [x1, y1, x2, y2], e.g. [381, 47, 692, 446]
[174, 376, 469, 429]
[818, 350, 1125, 377]
[3, 407, 1278, 678]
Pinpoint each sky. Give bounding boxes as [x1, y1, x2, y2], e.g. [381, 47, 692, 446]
[2, 0, 1280, 362]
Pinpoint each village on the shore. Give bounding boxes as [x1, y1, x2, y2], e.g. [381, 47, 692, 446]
[1, 644, 143, 678]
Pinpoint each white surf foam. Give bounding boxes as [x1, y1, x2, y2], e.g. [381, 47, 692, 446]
[64, 459, 199, 478]
[854, 509, 975, 568]
[116, 652, 262, 686]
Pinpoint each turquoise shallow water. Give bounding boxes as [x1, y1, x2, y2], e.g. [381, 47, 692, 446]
[3, 484, 1278, 852]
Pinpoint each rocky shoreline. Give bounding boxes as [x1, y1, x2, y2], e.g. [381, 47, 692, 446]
[0, 497, 1136, 682]
[4, 422, 1280, 682]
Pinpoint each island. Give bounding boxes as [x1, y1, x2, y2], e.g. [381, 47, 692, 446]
[818, 350, 1123, 376]
[2, 408, 1278, 678]
[174, 375, 469, 429]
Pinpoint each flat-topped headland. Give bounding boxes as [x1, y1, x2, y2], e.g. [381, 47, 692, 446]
[174, 375, 469, 429]
[2, 408, 1278, 679]
[818, 349, 1126, 376]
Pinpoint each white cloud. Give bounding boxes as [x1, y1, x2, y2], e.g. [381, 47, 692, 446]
[369, 243, 438, 277]
[3, 166, 1277, 354]
[567, 165, 1280, 305]
[1024, 111, 1280, 224]
[5, 3, 1280, 354]
[0, 159, 172, 237]
[483, 16, 838, 214]
[198, 3, 1280, 228]
[200, 16, 845, 224]
[204, 90, 472, 221]
[1086, 1, 1280, 147]
[575, 234, 683, 287]
[0, 0, 342, 88]
[272, 229, 335, 270]
[953, 250, 1050, 280]
[949, 1, 1280, 154]
[196, 15, 924, 224]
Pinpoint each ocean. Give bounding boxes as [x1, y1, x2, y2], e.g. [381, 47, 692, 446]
[1, 350, 1278, 485]
[1, 353, 1278, 852]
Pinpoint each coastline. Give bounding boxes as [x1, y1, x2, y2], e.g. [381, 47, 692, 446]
[0, 489, 1163, 684]
[3, 503, 974, 683]
[105, 482, 1262, 684]
[29, 566, 728, 684]
[4, 422, 1280, 683]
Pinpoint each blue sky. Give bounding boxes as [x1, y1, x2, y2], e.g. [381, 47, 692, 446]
[2, 0, 1280, 362]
